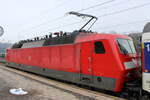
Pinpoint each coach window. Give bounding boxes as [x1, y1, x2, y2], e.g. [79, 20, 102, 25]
[94, 41, 105, 54]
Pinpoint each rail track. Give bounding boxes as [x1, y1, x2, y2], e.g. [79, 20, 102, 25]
[0, 64, 125, 100]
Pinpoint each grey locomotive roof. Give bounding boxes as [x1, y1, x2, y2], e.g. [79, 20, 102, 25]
[11, 31, 80, 49]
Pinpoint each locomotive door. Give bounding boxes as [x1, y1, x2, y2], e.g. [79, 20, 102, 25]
[80, 42, 93, 83]
[92, 39, 112, 76]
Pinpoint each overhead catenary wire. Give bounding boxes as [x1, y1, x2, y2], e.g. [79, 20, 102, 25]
[37, 19, 149, 35]
[81, 0, 130, 14]
[27, 19, 149, 36]
[39, 0, 72, 16]
[19, 15, 66, 34]
[18, 0, 73, 33]
[19, 1, 150, 38]
[18, 0, 116, 34]
[77, 0, 115, 12]
[94, 19, 150, 30]
[27, 20, 82, 35]
[18, 0, 129, 35]
[98, 2, 150, 17]
[19, 0, 72, 25]
[37, 2, 150, 33]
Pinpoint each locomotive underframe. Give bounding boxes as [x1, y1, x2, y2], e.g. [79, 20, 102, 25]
[6, 62, 116, 91]
[123, 77, 150, 100]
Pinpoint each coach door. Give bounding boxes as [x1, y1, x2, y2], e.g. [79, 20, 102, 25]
[80, 42, 93, 83]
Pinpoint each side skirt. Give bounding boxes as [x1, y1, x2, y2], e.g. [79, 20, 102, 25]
[6, 62, 116, 91]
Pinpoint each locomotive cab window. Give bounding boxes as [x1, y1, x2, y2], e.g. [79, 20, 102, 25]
[117, 39, 136, 54]
[94, 41, 105, 54]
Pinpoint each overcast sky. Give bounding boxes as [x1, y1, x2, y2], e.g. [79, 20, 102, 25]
[0, 0, 150, 43]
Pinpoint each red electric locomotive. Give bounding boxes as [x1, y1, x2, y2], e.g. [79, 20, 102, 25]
[6, 12, 140, 93]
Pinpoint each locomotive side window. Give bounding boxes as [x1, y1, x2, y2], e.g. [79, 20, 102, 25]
[94, 42, 105, 54]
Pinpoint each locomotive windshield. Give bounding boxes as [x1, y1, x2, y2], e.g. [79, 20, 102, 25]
[117, 39, 136, 54]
